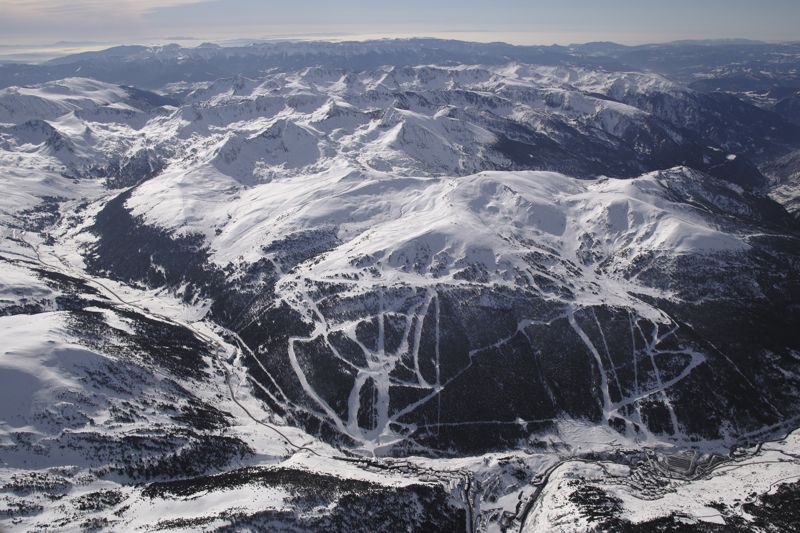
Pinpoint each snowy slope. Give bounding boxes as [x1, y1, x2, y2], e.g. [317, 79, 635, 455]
[127, 166, 747, 298]
[119, 161, 793, 457]
[1, 41, 800, 532]
[0, 62, 785, 188]
[0, 248, 468, 531]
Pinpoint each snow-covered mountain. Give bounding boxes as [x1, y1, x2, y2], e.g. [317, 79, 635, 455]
[2, 40, 800, 532]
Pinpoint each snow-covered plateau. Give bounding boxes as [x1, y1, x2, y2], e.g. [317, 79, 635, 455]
[1, 39, 800, 532]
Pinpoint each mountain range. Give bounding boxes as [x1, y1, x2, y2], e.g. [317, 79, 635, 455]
[1, 39, 800, 532]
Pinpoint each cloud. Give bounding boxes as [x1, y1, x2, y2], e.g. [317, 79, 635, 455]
[1, 0, 210, 19]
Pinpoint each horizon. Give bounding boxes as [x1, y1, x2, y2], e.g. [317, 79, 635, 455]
[1, 33, 798, 65]
[1, 0, 799, 62]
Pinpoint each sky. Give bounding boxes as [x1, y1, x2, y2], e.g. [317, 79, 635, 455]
[0, 0, 799, 58]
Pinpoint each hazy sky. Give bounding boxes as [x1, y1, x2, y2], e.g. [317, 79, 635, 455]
[1, 0, 799, 48]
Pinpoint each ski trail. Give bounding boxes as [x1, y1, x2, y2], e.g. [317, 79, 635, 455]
[378, 291, 386, 355]
[397, 294, 426, 358]
[613, 350, 705, 411]
[592, 309, 624, 403]
[568, 307, 611, 420]
[287, 336, 351, 437]
[411, 289, 435, 388]
[372, 290, 392, 446]
[325, 339, 363, 372]
[346, 373, 367, 435]
[434, 294, 441, 434]
[628, 313, 639, 396]
[434, 294, 441, 386]
[636, 321, 681, 435]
